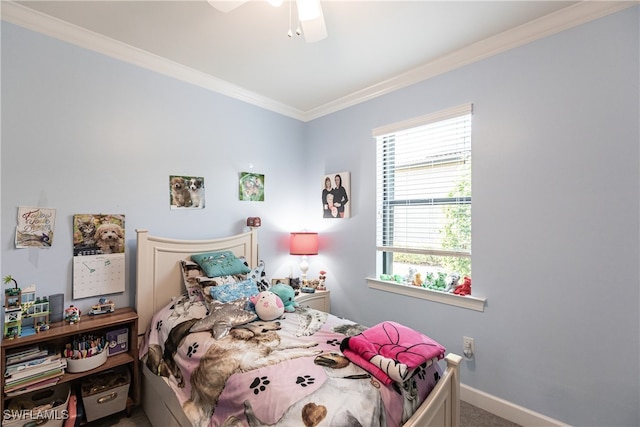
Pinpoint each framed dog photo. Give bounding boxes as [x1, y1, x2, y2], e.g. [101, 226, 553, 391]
[271, 278, 290, 286]
[169, 175, 205, 209]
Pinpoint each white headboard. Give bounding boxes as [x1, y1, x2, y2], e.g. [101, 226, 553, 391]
[135, 228, 258, 336]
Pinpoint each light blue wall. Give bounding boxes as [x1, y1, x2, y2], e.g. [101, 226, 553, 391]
[304, 7, 639, 427]
[2, 6, 639, 427]
[1, 21, 308, 311]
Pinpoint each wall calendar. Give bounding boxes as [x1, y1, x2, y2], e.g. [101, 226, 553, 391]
[72, 213, 126, 299]
[72, 253, 125, 299]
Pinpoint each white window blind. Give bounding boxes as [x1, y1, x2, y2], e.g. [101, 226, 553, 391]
[374, 104, 472, 266]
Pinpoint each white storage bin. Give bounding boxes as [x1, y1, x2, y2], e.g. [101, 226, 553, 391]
[4, 383, 70, 427]
[80, 366, 130, 422]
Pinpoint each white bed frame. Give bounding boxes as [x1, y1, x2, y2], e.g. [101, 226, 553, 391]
[135, 228, 461, 427]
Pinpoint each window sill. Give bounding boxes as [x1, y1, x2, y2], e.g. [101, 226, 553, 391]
[366, 278, 486, 312]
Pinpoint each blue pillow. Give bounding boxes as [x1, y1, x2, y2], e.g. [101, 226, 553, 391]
[192, 251, 251, 278]
[210, 279, 260, 304]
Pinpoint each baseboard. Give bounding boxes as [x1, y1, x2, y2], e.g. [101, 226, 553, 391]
[461, 383, 571, 427]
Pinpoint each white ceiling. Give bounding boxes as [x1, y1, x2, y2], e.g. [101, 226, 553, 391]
[2, 1, 634, 121]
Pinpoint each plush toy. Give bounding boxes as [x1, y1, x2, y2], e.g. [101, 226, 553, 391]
[413, 272, 423, 287]
[250, 291, 284, 321]
[317, 270, 327, 290]
[453, 276, 472, 296]
[444, 273, 460, 293]
[269, 283, 299, 312]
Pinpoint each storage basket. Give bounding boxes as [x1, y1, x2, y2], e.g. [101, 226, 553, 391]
[80, 366, 130, 422]
[4, 383, 70, 427]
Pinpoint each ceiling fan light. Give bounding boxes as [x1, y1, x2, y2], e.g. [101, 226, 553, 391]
[208, 0, 246, 13]
[300, 14, 327, 43]
[296, 0, 322, 22]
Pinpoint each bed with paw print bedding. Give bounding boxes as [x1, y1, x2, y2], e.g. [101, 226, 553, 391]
[139, 292, 444, 427]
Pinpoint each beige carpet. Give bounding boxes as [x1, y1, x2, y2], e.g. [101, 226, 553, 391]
[460, 401, 522, 427]
[84, 406, 151, 427]
[87, 401, 521, 427]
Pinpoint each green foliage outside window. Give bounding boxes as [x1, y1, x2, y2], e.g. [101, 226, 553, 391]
[441, 171, 471, 277]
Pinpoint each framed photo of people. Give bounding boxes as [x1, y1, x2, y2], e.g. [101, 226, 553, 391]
[321, 172, 351, 218]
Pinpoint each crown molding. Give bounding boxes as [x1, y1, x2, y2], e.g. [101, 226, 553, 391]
[304, 1, 637, 121]
[1, 1, 307, 121]
[2, 1, 636, 122]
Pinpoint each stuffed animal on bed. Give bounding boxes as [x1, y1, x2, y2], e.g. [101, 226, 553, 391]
[250, 291, 285, 321]
[269, 283, 299, 312]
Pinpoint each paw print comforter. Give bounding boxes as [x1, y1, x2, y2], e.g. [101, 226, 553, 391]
[140, 294, 442, 427]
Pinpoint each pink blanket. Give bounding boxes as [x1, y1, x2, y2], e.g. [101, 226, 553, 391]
[341, 321, 445, 385]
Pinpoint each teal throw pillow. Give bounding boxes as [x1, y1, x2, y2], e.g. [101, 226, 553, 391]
[192, 251, 251, 278]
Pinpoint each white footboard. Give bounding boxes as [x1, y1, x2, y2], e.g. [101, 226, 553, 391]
[141, 360, 192, 427]
[404, 353, 463, 427]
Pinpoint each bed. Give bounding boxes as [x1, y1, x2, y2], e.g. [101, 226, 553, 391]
[135, 228, 462, 427]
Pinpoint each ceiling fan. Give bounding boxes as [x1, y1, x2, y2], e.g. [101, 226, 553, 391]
[208, 0, 328, 43]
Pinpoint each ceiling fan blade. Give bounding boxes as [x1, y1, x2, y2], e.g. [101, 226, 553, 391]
[296, 0, 327, 43]
[207, 0, 248, 13]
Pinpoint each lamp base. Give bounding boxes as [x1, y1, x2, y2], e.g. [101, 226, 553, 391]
[299, 255, 309, 283]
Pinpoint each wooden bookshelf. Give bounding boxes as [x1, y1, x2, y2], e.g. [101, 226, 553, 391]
[1, 307, 139, 419]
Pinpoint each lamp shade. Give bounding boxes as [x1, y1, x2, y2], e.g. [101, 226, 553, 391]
[289, 232, 319, 255]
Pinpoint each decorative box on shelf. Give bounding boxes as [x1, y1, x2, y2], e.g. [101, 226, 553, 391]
[106, 328, 129, 356]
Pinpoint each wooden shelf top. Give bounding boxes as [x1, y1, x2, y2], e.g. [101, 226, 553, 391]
[1, 307, 137, 350]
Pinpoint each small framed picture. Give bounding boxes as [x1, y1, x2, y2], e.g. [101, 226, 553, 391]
[271, 278, 290, 286]
[239, 172, 265, 201]
[169, 175, 205, 209]
[321, 171, 351, 218]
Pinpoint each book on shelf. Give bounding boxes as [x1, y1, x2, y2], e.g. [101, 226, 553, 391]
[5, 345, 49, 365]
[4, 368, 65, 394]
[5, 353, 63, 377]
[5, 358, 66, 383]
[4, 377, 61, 397]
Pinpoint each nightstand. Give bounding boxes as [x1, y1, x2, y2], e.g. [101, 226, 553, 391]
[295, 290, 330, 313]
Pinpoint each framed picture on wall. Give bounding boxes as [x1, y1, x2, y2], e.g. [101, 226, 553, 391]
[170, 175, 205, 209]
[15, 207, 56, 248]
[322, 172, 351, 218]
[239, 172, 265, 201]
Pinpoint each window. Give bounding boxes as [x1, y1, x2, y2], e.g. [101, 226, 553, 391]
[373, 104, 472, 290]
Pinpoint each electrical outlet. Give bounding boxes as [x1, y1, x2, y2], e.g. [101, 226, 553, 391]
[463, 336, 475, 359]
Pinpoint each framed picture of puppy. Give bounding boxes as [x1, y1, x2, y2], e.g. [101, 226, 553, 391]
[271, 278, 290, 286]
[170, 175, 205, 209]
